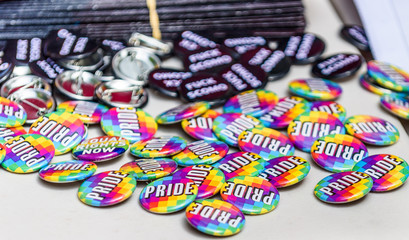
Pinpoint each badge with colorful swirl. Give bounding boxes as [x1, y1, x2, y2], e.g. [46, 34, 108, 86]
[72, 136, 129, 162]
[57, 100, 109, 124]
[130, 136, 187, 158]
[2, 134, 55, 173]
[173, 165, 225, 199]
[344, 115, 399, 146]
[259, 96, 311, 129]
[213, 152, 265, 180]
[380, 93, 409, 119]
[78, 170, 137, 207]
[367, 60, 409, 92]
[311, 134, 368, 173]
[287, 111, 346, 152]
[288, 78, 342, 100]
[120, 158, 178, 181]
[100, 107, 157, 143]
[314, 171, 373, 203]
[352, 154, 409, 192]
[311, 101, 346, 122]
[156, 101, 210, 124]
[39, 160, 97, 183]
[139, 176, 198, 214]
[0, 97, 27, 127]
[223, 89, 278, 117]
[258, 156, 311, 188]
[181, 109, 221, 141]
[185, 199, 245, 236]
[238, 127, 294, 160]
[172, 140, 229, 166]
[220, 175, 279, 215]
[0, 126, 27, 144]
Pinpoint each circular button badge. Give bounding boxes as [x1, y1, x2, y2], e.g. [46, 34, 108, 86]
[0, 97, 27, 127]
[289, 78, 342, 100]
[130, 136, 187, 158]
[259, 96, 311, 129]
[181, 109, 221, 141]
[56, 100, 109, 124]
[172, 140, 229, 166]
[367, 60, 409, 92]
[220, 176, 279, 215]
[340, 25, 370, 51]
[344, 115, 399, 146]
[100, 107, 157, 143]
[278, 33, 326, 64]
[120, 158, 178, 181]
[380, 93, 409, 119]
[139, 176, 198, 214]
[148, 68, 193, 98]
[212, 113, 263, 147]
[219, 63, 267, 93]
[72, 136, 129, 162]
[311, 101, 346, 122]
[186, 199, 245, 237]
[359, 73, 397, 96]
[39, 160, 97, 183]
[2, 134, 55, 173]
[78, 170, 137, 207]
[0, 126, 27, 144]
[223, 35, 267, 54]
[213, 152, 265, 180]
[223, 89, 278, 118]
[258, 156, 311, 188]
[314, 171, 373, 204]
[183, 47, 234, 73]
[352, 154, 409, 192]
[238, 127, 295, 160]
[173, 165, 225, 199]
[311, 134, 368, 172]
[29, 111, 84, 155]
[156, 101, 210, 125]
[312, 53, 362, 79]
[288, 111, 346, 152]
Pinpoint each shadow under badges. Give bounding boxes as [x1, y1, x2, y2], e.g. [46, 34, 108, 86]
[156, 101, 210, 124]
[120, 158, 178, 181]
[289, 78, 342, 100]
[213, 152, 265, 180]
[39, 160, 97, 183]
[130, 136, 187, 158]
[0, 126, 27, 144]
[181, 109, 221, 141]
[0, 97, 27, 127]
[72, 136, 129, 162]
[172, 140, 229, 166]
[57, 100, 109, 124]
[311, 101, 346, 122]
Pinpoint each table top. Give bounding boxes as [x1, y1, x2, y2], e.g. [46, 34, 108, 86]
[1, 0, 407, 239]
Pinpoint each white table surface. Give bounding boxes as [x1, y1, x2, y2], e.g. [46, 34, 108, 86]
[1, 0, 407, 239]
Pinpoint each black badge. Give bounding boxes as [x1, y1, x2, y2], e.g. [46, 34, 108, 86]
[240, 47, 291, 81]
[148, 68, 193, 98]
[340, 25, 370, 51]
[173, 31, 218, 57]
[29, 57, 65, 83]
[4, 38, 43, 65]
[222, 36, 267, 55]
[0, 55, 14, 83]
[99, 39, 127, 56]
[278, 33, 326, 64]
[312, 53, 363, 79]
[218, 63, 267, 94]
[183, 47, 235, 73]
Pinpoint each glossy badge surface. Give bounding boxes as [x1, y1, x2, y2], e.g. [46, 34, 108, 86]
[57, 100, 109, 124]
[156, 101, 210, 124]
[29, 111, 84, 155]
[288, 78, 342, 100]
[186, 199, 245, 237]
[219, 63, 267, 93]
[213, 152, 265, 180]
[311, 101, 346, 122]
[314, 171, 373, 204]
[181, 109, 221, 141]
[100, 107, 157, 143]
[2, 134, 55, 173]
[172, 140, 229, 166]
[311, 134, 368, 172]
[0, 97, 27, 127]
[259, 156, 311, 188]
[72, 136, 129, 162]
[367, 60, 409, 92]
[352, 154, 409, 192]
[120, 158, 178, 181]
[0, 126, 27, 144]
[380, 93, 409, 119]
[130, 136, 187, 158]
[139, 176, 198, 214]
[173, 165, 225, 199]
[312, 53, 362, 79]
[220, 175, 279, 215]
[78, 170, 136, 207]
[279, 33, 326, 64]
[344, 115, 399, 146]
[39, 160, 97, 183]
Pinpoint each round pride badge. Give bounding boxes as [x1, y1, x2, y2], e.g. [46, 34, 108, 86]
[213, 152, 265, 180]
[156, 101, 210, 124]
[223, 89, 278, 117]
[130, 136, 187, 158]
[57, 100, 109, 124]
[120, 158, 178, 181]
[0, 97, 27, 127]
[172, 140, 229, 166]
[39, 160, 97, 183]
[181, 109, 221, 141]
[288, 78, 342, 100]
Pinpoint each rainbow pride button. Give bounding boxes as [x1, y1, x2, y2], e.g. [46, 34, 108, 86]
[288, 78, 342, 100]
[0, 126, 27, 144]
[173, 165, 225, 199]
[72, 136, 129, 162]
[367, 60, 409, 92]
[185, 199, 245, 236]
[0, 97, 27, 127]
[213, 152, 265, 180]
[120, 158, 178, 181]
[311, 134, 368, 172]
[287, 111, 345, 152]
[139, 176, 198, 214]
[0, 143, 5, 163]
[2, 134, 55, 173]
[57, 100, 109, 124]
[352, 154, 409, 192]
[130, 136, 187, 158]
[156, 101, 210, 124]
[259, 96, 311, 129]
[311, 101, 346, 122]
[314, 171, 373, 203]
[380, 93, 409, 119]
[78, 170, 137, 207]
[181, 109, 221, 141]
[172, 140, 229, 166]
[220, 175, 279, 215]
[39, 160, 97, 183]
[359, 73, 397, 96]
[223, 89, 278, 117]
[259, 156, 310, 188]
[344, 115, 399, 146]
